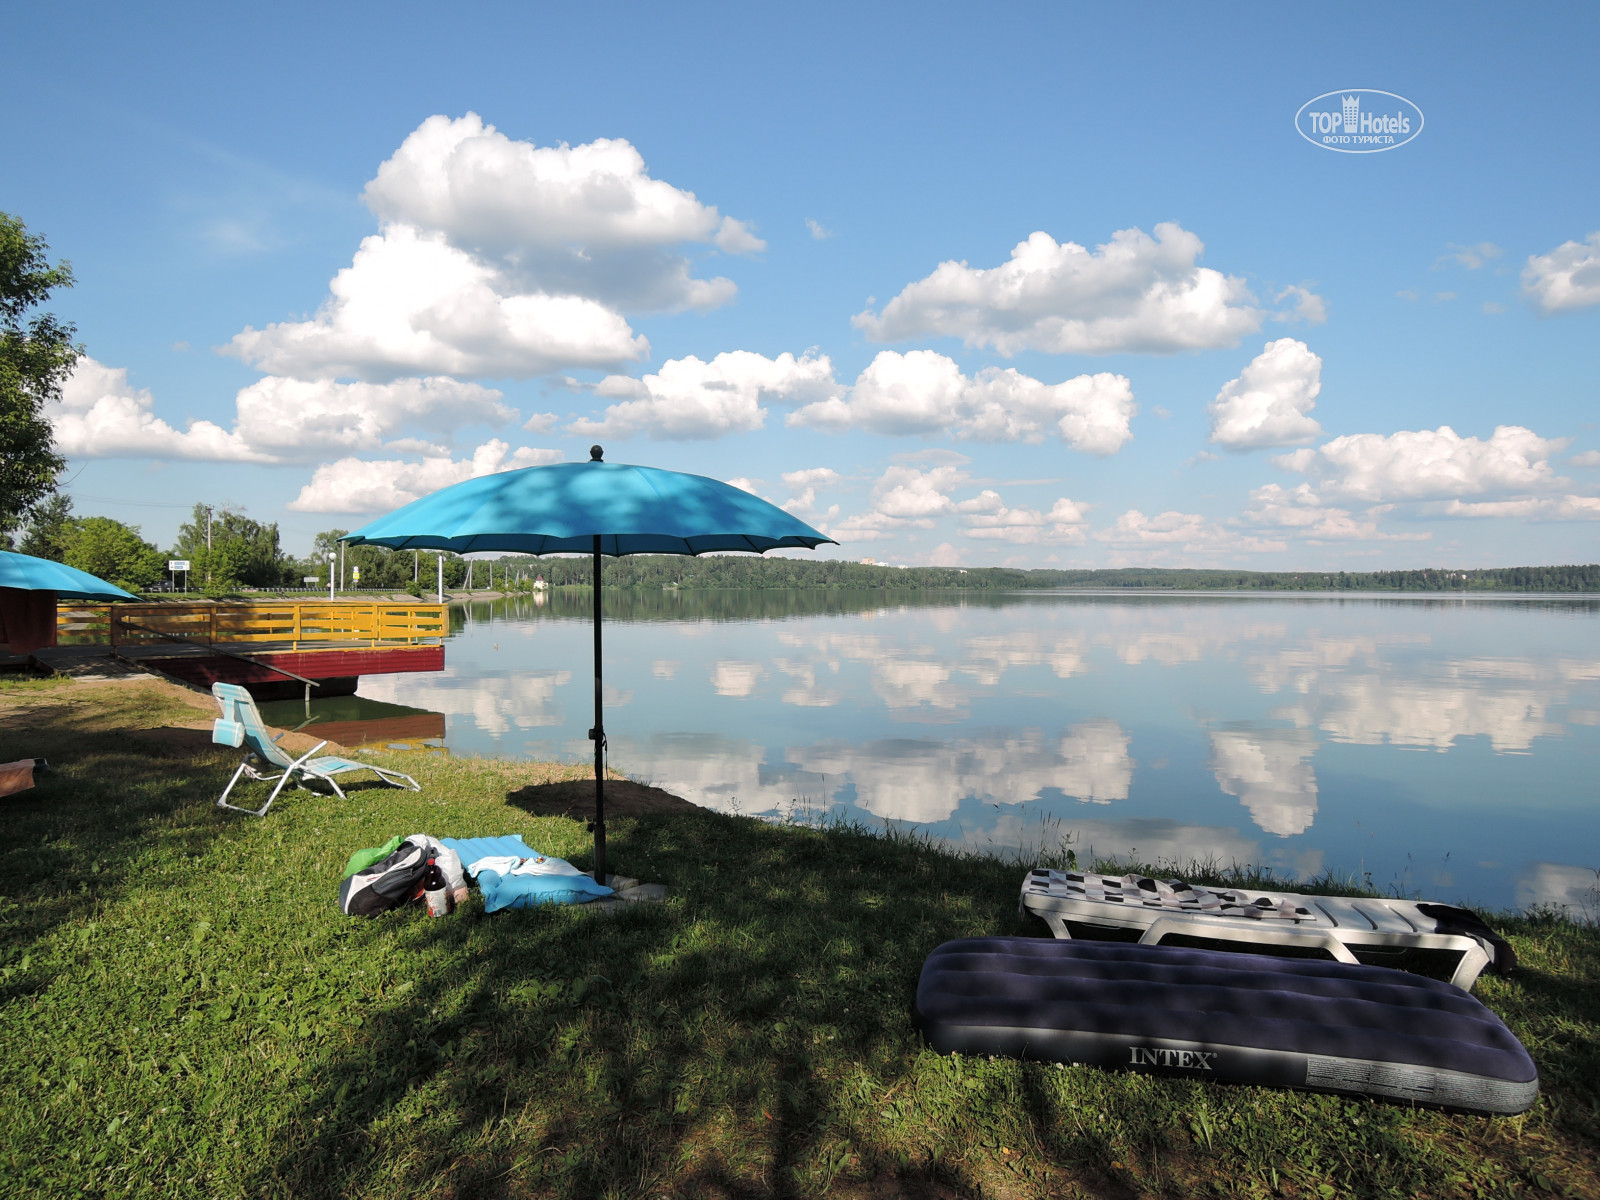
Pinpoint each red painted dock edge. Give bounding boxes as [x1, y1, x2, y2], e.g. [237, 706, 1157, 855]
[149, 645, 444, 691]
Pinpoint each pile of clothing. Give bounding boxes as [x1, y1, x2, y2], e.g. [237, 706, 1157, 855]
[338, 833, 614, 916]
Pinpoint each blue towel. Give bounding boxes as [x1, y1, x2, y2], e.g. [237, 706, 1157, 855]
[439, 835, 541, 863]
[439, 836, 614, 912]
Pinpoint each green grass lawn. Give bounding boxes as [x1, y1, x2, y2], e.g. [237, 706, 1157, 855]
[1, 677, 1596, 1199]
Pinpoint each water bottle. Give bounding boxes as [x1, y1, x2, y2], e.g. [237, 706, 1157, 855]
[422, 857, 449, 917]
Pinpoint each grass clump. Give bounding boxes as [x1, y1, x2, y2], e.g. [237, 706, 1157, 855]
[1, 679, 1597, 1199]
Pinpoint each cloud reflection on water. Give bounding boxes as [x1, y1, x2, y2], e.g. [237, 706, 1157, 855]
[362, 666, 572, 732]
[1207, 726, 1319, 837]
[1246, 638, 1600, 753]
[1516, 861, 1599, 922]
[357, 592, 1600, 911]
[603, 721, 1133, 826]
[709, 660, 765, 697]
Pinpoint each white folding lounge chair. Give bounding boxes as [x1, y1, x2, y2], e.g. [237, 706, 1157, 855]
[211, 681, 420, 816]
[1018, 868, 1515, 991]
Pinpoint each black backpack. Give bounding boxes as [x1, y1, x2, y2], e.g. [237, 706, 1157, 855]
[338, 837, 432, 917]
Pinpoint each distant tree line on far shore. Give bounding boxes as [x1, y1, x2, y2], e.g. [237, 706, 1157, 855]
[11, 499, 1600, 596]
[490, 556, 1600, 594]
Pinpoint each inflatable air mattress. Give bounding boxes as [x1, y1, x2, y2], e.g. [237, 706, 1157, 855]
[915, 938, 1537, 1115]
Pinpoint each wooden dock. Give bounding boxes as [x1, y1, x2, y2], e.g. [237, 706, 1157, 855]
[29, 601, 448, 696]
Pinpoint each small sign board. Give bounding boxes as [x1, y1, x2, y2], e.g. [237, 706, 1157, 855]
[303, 576, 321, 584]
[168, 559, 191, 571]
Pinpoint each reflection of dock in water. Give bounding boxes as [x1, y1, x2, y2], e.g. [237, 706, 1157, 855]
[257, 694, 448, 755]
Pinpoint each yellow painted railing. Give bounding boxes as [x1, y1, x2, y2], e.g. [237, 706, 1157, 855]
[56, 602, 448, 650]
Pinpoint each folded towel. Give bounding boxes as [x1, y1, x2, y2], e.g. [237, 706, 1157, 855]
[439, 835, 539, 866]
[465, 853, 586, 879]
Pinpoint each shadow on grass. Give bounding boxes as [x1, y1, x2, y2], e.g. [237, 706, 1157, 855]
[505, 777, 701, 821]
[1484, 915, 1600, 1122]
[0, 688, 240, 1002]
[0, 684, 412, 1007]
[246, 811, 1035, 1198]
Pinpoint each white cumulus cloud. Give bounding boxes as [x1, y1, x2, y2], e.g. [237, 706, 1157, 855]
[958, 491, 1090, 544]
[823, 511, 901, 543]
[233, 375, 512, 455]
[1092, 509, 1285, 557]
[287, 439, 561, 513]
[789, 350, 1135, 454]
[852, 223, 1303, 355]
[568, 350, 839, 440]
[1239, 483, 1430, 542]
[225, 225, 648, 381]
[820, 466, 1091, 550]
[1522, 231, 1600, 313]
[51, 356, 270, 462]
[1273, 285, 1327, 325]
[1275, 425, 1569, 502]
[873, 464, 968, 520]
[225, 114, 773, 384]
[782, 467, 842, 488]
[1093, 509, 1213, 545]
[779, 467, 843, 519]
[1433, 495, 1600, 521]
[1207, 339, 1323, 449]
[362, 112, 761, 310]
[821, 463, 969, 543]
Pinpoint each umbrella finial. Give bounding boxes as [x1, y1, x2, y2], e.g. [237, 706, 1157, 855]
[589, 445, 604, 462]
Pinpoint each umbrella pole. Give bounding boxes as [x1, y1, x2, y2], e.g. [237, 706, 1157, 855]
[590, 535, 607, 885]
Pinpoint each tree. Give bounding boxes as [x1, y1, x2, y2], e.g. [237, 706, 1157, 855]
[16, 493, 75, 561]
[171, 503, 292, 588]
[62, 516, 164, 591]
[309, 529, 348, 572]
[302, 529, 467, 592]
[1, 213, 77, 539]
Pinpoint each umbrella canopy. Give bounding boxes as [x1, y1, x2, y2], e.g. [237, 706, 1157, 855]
[341, 454, 834, 556]
[344, 447, 836, 881]
[0, 551, 139, 601]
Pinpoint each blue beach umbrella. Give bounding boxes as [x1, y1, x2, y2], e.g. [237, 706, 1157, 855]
[343, 446, 836, 881]
[0, 550, 139, 600]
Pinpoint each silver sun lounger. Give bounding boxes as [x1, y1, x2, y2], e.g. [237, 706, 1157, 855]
[1018, 869, 1515, 991]
[211, 682, 420, 817]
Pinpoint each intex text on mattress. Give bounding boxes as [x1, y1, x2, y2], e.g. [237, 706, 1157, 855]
[915, 938, 1537, 1116]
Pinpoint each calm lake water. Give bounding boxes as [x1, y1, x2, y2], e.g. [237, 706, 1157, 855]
[271, 590, 1600, 915]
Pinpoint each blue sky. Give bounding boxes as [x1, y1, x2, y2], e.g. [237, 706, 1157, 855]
[6, 2, 1599, 568]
